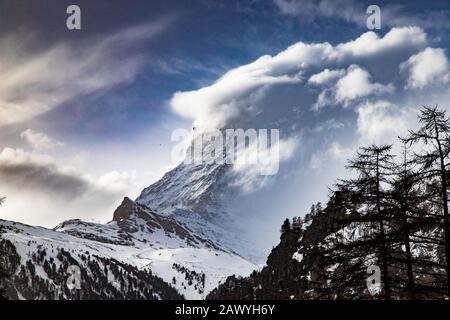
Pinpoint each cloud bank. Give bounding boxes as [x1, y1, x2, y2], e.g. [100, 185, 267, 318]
[0, 145, 136, 226]
[170, 27, 427, 128]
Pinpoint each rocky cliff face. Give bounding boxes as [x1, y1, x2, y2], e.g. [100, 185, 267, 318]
[206, 213, 332, 300]
[207, 189, 448, 300]
[55, 197, 222, 251]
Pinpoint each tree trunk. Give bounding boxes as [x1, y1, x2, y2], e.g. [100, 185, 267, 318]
[401, 147, 415, 298]
[434, 116, 450, 298]
[401, 201, 415, 298]
[376, 152, 390, 299]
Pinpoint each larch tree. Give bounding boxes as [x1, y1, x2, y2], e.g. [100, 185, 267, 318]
[345, 145, 395, 299]
[315, 145, 395, 299]
[400, 106, 450, 297]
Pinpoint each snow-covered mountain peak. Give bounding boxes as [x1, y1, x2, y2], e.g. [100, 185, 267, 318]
[54, 197, 225, 251]
[136, 161, 230, 218]
[134, 131, 271, 261]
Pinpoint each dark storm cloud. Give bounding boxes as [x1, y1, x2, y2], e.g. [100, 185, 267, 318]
[0, 148, 90, 199]
[0, 162, 87, 198]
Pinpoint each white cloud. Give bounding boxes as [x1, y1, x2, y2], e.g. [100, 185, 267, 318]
[356, 100, 411, 145]
[273, 0, 366, 25]
[273, 0, 450, 30]
[21, 129, 64, 151]
[312, 65, 394, 109]
[312, 88, 335, 111]
[400, 47, 450, 89]
[332, 27, 426, 60]
[0, 21, 170, 127]
[308, 69, 345, 86]
[335, 65, 394, 104]
[171, 27, 426, 128]
[170, 57, 304, 129]
[329, 142, 354, 161]
[96, 170, 137, 194]
[0, 147, 87, 197]
[313, 119, 345, 132]
[310, 142, 354, 172]
[230, 136, 298, 193]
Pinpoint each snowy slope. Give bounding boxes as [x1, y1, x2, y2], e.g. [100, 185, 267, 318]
[0, 220, 184, 300]
[1, 207, 257, 299]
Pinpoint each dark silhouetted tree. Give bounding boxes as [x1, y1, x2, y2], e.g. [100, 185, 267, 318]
[319, 145, 395, 299]
[348, 145, 394, 299]
[400, 106, 450, 297]
[281, 218, 291, 234]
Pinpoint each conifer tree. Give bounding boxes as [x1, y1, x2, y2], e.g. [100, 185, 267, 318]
[400, 106, 450, 297]
[387, 144, 424, 298]
[346, 145, 394, 298]
[281, 218, 291, 234]
[319, 145, 395, 299]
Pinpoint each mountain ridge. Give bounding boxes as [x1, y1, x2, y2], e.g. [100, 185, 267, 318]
[0, 192, 257, 299]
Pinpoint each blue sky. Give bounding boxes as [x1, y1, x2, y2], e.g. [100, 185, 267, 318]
[2, 0, 449, 141]
[1, 0, 450, 241]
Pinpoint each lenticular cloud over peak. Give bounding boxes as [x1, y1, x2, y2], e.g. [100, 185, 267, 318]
[170, 27, 430, 133]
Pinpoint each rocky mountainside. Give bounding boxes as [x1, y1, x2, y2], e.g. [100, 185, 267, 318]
[137, 161, 229, 220]
[207, 188, 448, 300]
[207, 194, 348, 300]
